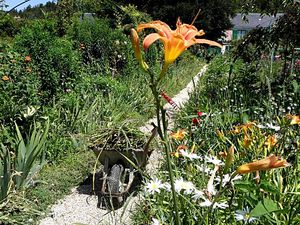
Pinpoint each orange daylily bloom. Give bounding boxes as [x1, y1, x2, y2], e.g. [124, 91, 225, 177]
[170, 145, 188, 158]
[290, 115, 300, 125]
[216, 129, 225, 140]
[2, 75, 10, 81]
[264, 135, 277, 149]
[219, 151, 227, 159]
[285, 114, 300, 125]
[25, 55, 31, 62]
[243, 134, 252, 148]
[136, 18, 222, 68]
[130, 29, 149, 71]
[236, 154, 290, 174]
[231, 122, 256, 135]
[170, 129, 187, 140]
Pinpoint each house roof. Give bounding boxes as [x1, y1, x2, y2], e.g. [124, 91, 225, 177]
[232, 13, 284, 30]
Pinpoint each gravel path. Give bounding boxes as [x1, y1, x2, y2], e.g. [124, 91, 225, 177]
[39, 65, 207, 225]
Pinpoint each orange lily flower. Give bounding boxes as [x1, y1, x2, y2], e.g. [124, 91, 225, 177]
[236, 154, 290, 174]
[241, 134, 252, 148]
[290, 115, 300, 125]
[130, 29, 149, 71]
[25, 55, 31, 62]
[264, 135, 277, 149]
[134, 18, 221, 78]
[2, 75, 10, 81]
[231, 122, 256, 135]
[170, 145, 188, 158]
[170, 129, 187, 140]
[223, 145, 235, 172]
[285, 114, 300, 125]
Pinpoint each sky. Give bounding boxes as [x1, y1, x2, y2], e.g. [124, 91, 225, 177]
[5, 0, 54, 11]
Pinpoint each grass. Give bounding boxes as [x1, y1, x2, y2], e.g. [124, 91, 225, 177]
[130, 54, 300, 225]
[0, 150, 95, 224]
[0, 53, 204, 224]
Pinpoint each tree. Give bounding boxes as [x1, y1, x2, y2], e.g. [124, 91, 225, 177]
[0, 0, 6, 11]
[119, 0, 236, 41]
[235, 0, 295, 15]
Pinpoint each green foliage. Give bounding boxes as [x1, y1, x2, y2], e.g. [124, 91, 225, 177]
[0, 13, 21, 37]
[237, 0, 296, 15]
[195, 54, 299, 121]
[70, 18, 135, 77]
[0, 50, 40, 126]
[0, 120, 49, 202]
[14, 120, 49, 189]
[132, 49, 299, 224]
[116, 4, 151, 30]
[14, 19, 57, 58]
[14, 20, 81, 102]
[121, 0, 235, 40]
[0, 143, 12, 202]
[41, 38, 81, 98]
[18, 1, 58, 19]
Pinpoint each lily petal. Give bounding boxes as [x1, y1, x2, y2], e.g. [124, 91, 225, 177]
[237, 154, 290, 174]
[143, 33, 162, 51]
[164, 34, 186, 64]
[130, 29, 148, 70]
[184, 30, 204, 40]
[192, 38, 223, 48]
[137, 21, 172, 38]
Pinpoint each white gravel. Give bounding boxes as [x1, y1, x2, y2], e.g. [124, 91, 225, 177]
[39, 65, 207, 225]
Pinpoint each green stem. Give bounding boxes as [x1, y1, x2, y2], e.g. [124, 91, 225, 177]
[163, 139, 180, 225]
[157, 63, 170, 84]
[149, 70, 180, 225]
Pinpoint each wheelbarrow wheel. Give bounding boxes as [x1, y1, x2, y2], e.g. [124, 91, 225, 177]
[108, 164, 124, 194]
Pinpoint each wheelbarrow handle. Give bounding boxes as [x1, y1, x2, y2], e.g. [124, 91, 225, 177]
[143, 123, 158, 157]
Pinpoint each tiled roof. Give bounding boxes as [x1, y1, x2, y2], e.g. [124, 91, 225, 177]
[232, 13, 284, 30]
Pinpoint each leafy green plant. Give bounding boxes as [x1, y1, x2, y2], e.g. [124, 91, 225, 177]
[0, 143, 12, 202]
[13, 120, 49, 189]
[0, 119, 49, 203]
[0, 50, 40, 127]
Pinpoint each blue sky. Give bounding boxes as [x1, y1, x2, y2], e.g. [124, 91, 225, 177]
[5, 0, 55, 11]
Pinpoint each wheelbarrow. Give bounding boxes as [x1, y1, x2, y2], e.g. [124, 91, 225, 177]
[88, 125, 157, 206]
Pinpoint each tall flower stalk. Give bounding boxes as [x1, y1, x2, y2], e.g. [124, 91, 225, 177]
[131, 18, 221, 225]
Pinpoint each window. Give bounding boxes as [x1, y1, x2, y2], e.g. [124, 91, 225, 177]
[237, 30, 247, 39]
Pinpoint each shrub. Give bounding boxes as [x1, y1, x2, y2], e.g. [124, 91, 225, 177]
[70, 18, 136, 77]
[0, 120, 49, 202]
[0, 13, 21, 37]
[14, 19, 57, 61]
[14, 20, 81, 102]
[0, 50, 40, 127]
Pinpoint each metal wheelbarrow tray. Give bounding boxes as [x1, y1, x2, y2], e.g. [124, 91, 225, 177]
[88, 126, 156, 203]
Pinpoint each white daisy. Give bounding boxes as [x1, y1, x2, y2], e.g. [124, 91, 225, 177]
[150, 218, 162, 225]
[256, 123, 280, 131]
[266, 123, 280, 131]
[145, 178, 164, 194]
[179, 149, 202, 160]
[220, 174, 242, 187]
[207, 183, 216, 196]
[214, 202, 229, 209]
[205, 155, 224, 166]
[199, 198, 212, 207]
[192, 189, 205, 200]
[199, 199, 229, 209]
[235, 207, 257, 223]
[195, 164, 212, 175]
[174, 178, 195, 194]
